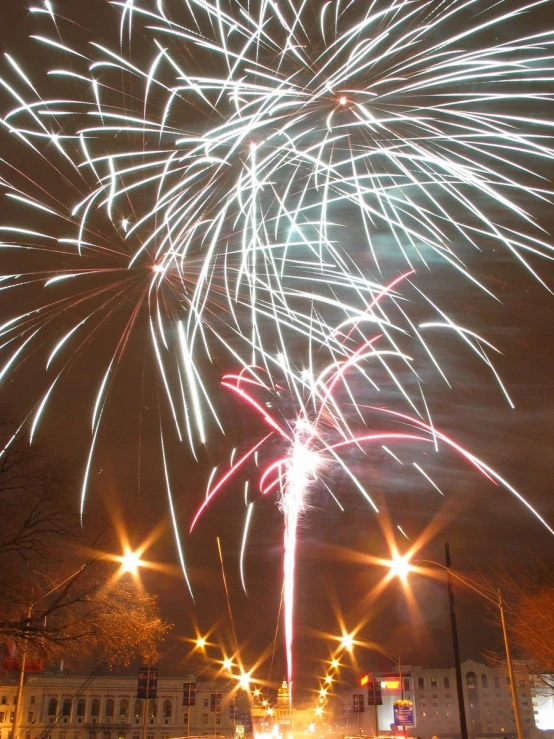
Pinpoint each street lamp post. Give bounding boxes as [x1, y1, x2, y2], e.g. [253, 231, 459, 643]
[12, 552, 144, 739]
[408, 550, 524, 739]
[12, 563, 89, 739]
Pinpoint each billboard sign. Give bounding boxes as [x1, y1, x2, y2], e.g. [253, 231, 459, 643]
[393, 700, 414, 727]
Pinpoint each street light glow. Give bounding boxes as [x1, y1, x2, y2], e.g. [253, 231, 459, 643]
[388, 552, 412, 582]
[339, 632, 355, 651]
[119, 549, 143, 575]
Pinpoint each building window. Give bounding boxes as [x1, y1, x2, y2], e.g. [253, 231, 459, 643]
[77, 700, 86, 718]
[466, 673, 477, 691]
[481, 675, 488, 689]
[403, 679, 410, 692]
[106, 700, 115, 719]
[27, 711, 34, 723]
[0, 712, 5, 722]
[202, 715, 209, 726]
[419, 703, 426, 708]
[147, 702, 156, 719]
[117, 732, 126, 739]
[418, 678, 424, 690]
[162, 702, 171, 719]
[444, 677, 450, 690]
[91, 700, 100, 718]
[63, 700, 72, 718]
[120, 701, 129, 720]
[431, 678, 437, 690]
[183, 716, 188, 725]
[203, 700, 208, 709]
[30, 698, 35, 706]
[133, 702, 142, 719]
[48, 700, 58, 717]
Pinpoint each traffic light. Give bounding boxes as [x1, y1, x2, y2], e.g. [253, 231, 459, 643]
[367, 681, 383, 706]
[183, 681, 197, 706]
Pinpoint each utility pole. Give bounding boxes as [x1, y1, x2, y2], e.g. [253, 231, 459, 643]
[499, 590, 523, 739]
[445, 543, 469, 739]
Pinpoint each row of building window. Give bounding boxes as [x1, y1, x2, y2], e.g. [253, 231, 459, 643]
[45, 700, 173, 721]
[416, 672, 520, 692]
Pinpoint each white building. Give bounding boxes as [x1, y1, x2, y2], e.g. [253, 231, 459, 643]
[531, 675, 554, 736]
[338, 659, 537, 739]
[0, 672, 240, 739]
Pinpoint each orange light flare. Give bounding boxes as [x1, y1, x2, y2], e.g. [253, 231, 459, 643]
[118, 549, 144, 576]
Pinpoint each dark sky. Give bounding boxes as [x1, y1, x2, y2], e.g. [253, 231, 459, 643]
[0, 0, 553, 702]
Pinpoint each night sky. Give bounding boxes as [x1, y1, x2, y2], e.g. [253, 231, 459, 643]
[1, 0, 553, 702]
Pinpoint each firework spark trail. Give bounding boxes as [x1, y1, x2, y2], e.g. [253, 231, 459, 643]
[1, 0, 554, 459]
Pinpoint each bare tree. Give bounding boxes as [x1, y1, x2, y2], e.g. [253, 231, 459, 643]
[0, 413, 172, 666]
[485, 559, 554, 695]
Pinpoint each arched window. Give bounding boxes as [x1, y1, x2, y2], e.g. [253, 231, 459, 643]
[91, 699, 100, 718]
[120, 700, 129, 720]
[466, 672, 477, 690]
[63, 699, 72, 717]
[481, 674, 488, 689]
[106, 700, 115, 719]
[77, 700, 86, 718]
[162, 701, 171, 719]
[48, 699, 58, 717]
[147, 701, 157, 719]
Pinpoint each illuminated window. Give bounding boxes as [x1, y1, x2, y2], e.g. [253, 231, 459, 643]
[431, 678, 437, 690]
[120, 701, 129, 720]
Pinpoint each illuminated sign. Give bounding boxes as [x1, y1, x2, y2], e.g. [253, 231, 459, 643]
[381, 680, 400, 690]
[360, 675, 369, 686]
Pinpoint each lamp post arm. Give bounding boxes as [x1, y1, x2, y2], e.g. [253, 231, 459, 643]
[499, 590, 524, 739]
[418, 560, 498, 607]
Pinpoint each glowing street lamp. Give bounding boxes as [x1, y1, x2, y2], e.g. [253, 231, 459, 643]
[339, 632, 355, 652]
[386, 546, 523, 739]
[119, 549, 144, 575]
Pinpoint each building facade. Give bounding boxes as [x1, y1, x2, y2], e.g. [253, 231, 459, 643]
[0, 673, 239, 739]
[339, 659, 537, 739]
